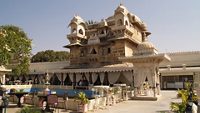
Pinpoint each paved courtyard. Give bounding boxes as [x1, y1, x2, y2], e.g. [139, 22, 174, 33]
[86, 90, 179, 113]
[6, 90, 180, 113]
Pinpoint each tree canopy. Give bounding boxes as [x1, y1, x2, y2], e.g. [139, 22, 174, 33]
[0, 25, 32, 75]
[31, 50, 70, 63]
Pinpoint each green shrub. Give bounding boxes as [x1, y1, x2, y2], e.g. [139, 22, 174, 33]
[17, 106, 41, 113]
[170, 82, 196, 113]
[10, 88, 16, 93]
[77, 92, 89, 105]
[19, 89, 24, 92]
[170, 102, 186, 113]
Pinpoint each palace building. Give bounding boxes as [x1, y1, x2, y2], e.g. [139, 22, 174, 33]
[3, 4, 171, 99]
[9, 4, 200, 100]
[40, 4, 169, 99]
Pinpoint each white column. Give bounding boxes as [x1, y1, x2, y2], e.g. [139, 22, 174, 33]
[99, 72, 105, 85]
[2, 74, 6, 84]
[0, 74, 5, 84]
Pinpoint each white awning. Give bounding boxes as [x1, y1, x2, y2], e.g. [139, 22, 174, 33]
[49, 67, 133, 74]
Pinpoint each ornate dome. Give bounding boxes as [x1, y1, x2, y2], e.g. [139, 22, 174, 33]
[136, 39, 158, 55]
[138, 41, 155, 50]
[115, 4, 129, 15]
[69, 15, 86, 27]
[71, 15, 84, 23]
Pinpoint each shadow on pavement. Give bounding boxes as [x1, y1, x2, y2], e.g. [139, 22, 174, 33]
[156, 110, 173, 113]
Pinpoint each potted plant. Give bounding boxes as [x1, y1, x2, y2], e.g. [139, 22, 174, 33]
[170, 82, 198, 113]
[76, 92, 89, 113]
[10, 88, 17, 93]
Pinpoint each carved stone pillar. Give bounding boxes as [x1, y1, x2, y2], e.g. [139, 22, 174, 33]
[134, 87, 137, 97]
[153, 87, 156, 97]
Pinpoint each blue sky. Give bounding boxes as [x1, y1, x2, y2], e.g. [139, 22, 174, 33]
[0, 0, 200, 54]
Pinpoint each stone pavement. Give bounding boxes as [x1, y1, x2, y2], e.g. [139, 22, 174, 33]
[6, 90, 180, 113]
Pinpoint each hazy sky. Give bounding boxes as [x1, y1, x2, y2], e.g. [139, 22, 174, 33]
[0, 0, 200, 54]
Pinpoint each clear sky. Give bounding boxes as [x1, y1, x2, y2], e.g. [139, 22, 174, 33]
[0, 0, 200, 54]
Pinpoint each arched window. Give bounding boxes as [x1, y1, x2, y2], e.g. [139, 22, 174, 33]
[117, 19, 123, 26]
[50, 74, 61, 85]
[91, 48, 97, 54]
[79, 29, 83, 35]
[125, 20, 129, 26]
[64, 74, 72, 86]
[100, 30, 104, 34]
[72, 28, 76, 33]
[107, 48, 111, 54]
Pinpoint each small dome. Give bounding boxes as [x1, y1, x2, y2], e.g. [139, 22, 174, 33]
[71, 15, 84, 22]
[68, 15, 87, 28]
[135, 40, 158, 55]
[69, 15, 85, 26]
[138, 41, 155, 50]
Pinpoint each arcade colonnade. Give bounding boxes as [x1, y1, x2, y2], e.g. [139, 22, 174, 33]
[47, 70, 134, 86]
[6, 68, 135, 87]
[5, 66, 160, 98]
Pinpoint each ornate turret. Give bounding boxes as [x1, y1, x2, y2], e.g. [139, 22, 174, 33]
[64, 4, 164, 68]
[68, 15, 87, 35]
[65, 15, 87, 48]
[114, 4, 130, 26]
[115, 3, 129, 15]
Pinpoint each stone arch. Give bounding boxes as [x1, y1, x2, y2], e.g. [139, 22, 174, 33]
[64, 74, 72, 86]
[125, 20, 129, 26]
[79, 29, 83, 35]
[50, 74, 61, 85]
[91, 48, 97, 54]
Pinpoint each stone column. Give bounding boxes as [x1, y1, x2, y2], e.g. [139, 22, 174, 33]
[193, 72, 200, 89]
[0, 74, 5, 85]
[134, 87, 137, 97]
[157, 83, 160, 95]
[153, 87, 156, 97]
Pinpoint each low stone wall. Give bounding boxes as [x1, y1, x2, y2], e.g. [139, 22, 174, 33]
[8, 93, 125, 112]
[5, 85, 128, 112]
